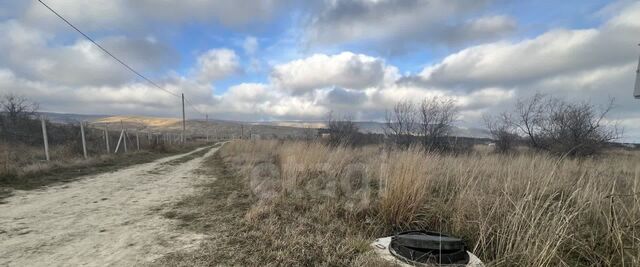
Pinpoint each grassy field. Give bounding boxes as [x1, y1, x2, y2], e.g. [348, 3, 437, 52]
[162, 140, 639, 266]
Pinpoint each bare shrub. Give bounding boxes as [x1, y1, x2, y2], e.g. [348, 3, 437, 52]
[0, 93, 39, 124]
[0, 94, 41, 145]
[484, 112, 519, 153]
[511, 93, 620, 157]
[384, 100, 417, 147]
[418, 97, 458, 151]
[385, 98, 463, 153]
[325, 112, 359, 146]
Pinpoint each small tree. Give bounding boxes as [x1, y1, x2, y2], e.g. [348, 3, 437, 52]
[1, 94, 39, 125]
[326, 112, 359, 146]
[384, 100, 417, 147]
[541, 98, 620, 156]
[484, 112, 519, 153]
[418, 97, 458, 151]
[509, 93, 620, 157]
[0, 94, 41, 144]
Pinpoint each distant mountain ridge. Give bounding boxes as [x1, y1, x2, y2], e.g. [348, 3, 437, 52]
[39, 112, 110, 124]
[250, 120, 491, 139]
[36, 113, 490, 139]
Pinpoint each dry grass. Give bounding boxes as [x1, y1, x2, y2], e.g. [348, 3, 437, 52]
[213, 140, 640, 266]
[158, 148, 393, 266]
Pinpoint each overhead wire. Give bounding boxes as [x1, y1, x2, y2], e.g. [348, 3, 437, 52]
[36, 0, 207, 117]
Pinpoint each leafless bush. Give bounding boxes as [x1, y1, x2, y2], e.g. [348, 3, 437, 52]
[384, 100, 417, 147]
[385, 97, 460, 152]
[512, 93, 620, 157]
[0, 94, 41, 145]
[484, 112, 519, 153]
[0, 94, 39, 124]
[418, 97, 458, 151]
[325, 112, 359, 146]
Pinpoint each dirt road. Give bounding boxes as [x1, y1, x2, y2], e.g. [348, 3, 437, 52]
[0, 145, 219, 267]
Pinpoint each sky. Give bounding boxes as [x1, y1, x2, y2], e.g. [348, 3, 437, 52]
[1, 0, 639, 141]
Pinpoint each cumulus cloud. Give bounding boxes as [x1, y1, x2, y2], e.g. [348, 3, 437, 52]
[0, 20, 177, 87]
[306, 0, 515, 52]
[418, 3, 640, 89]
[23, 0, 288, 31]
[271, 52, 398, 93]
[404, 2, 640, 139]
[2, 0, 640, 141]
[193, 49, 240, 83]
[0, 45, 240, 118]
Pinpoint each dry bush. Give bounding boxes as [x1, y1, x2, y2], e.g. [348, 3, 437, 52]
[325, 112, 360, 147]
[220, 140, 640, 266]
[511, 93, 620, 157]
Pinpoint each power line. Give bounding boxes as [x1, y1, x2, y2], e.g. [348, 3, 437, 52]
[184, 98, 206, 116]
[36, 0, 207, 117]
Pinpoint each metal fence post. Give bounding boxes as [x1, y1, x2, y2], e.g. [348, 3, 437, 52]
[123, 130, 128, 153]
[104, 126, 110, 154]
[136, 131, 140, 151]
[114, 129, 124, 153]
[41, 116, 50, 161]
[80, 121, 88, 159]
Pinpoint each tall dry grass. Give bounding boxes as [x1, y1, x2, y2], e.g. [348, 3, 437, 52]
[220, 140, 640, 266]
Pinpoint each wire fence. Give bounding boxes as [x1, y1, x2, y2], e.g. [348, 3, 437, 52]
[0, 115, 224, 178]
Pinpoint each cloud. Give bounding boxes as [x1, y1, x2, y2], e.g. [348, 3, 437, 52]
[243, 36, 259, 55]
[193, 49, 240, 83]
[306, 0, 515, 52]
[271, 52, 398, 93]
[401, 1, 640, 138]
[3, 0, 640, 142]
[24, 0, 289, 31]
[0, 20, 178, 87]
[418, 3, 640, 89]
[323, 87, 367, 106]
[131, 0, 287, 27]
[0, 46, 241, 118]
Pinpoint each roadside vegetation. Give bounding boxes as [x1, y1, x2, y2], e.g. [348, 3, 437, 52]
[161, 95, 635, 266]
[0, 94, 208, 199]
[191, 140, 638, 266]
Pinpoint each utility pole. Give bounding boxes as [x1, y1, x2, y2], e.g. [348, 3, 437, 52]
[635, 43, 640, 99]
[241, 124, 244, 140]
[182, 93, 186, 143]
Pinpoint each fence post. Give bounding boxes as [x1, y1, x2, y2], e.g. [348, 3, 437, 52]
[41, 116, 50, 161]
[136, 131, 140, 151]
[114, 129, 124, 153]
[80, 121, 88, 159]
[104, 126, 110, 154]
[123, 130, 128, 153]
[119, 120, 127, 153]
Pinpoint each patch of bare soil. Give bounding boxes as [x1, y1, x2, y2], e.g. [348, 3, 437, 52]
[0, 145, 219, 267]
